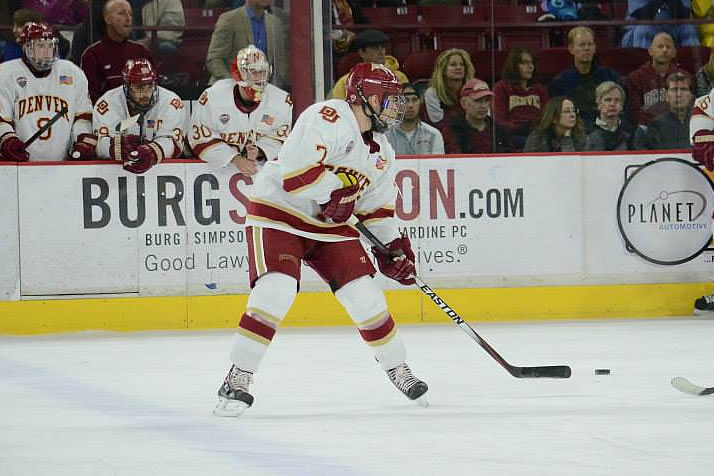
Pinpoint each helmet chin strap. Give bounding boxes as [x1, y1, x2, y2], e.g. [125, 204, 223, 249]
[358, 88, 388, 133]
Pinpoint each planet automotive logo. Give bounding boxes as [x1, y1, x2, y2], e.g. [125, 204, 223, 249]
[617, 158, 714, 265]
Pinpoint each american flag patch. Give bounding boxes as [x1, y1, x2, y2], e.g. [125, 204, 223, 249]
[147, 119, 155, 128]
[59, 75, 73, 85]
[261, 114, 274, 126]
[375, 156, 387, 170]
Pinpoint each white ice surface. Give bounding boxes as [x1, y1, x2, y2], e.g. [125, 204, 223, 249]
[1, 318, 713, 476]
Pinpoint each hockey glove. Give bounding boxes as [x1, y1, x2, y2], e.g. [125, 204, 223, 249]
[373, 233, 416, 286]
[109, 134, 142, 162]
[123, 143, 160, 174]
[319, 183, 360, 223]
[692, 130, 714, 171]
[69, 133, 97, 160]
[0, 135, 29, 162]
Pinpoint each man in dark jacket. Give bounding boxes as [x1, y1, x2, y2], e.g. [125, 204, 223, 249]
[635, 72, 693, 149]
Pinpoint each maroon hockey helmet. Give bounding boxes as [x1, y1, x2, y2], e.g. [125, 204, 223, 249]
[345, 62, 406, 132]
[122, 58, 159, 113]
[230, 45, 271, 102]
[19, 22, 58, 71]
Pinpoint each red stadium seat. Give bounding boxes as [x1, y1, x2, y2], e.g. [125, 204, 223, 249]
[598, 48, 649, 77]
[535, 48, 572, 83]
[402, 50, 441, 83]
[472, 50, 511, 85]
[490, 5, 547, 52]
[676, 46, 712, 76]
[359, 6, 420, 60]
[420, 5, 487, 53]
[183, 8, 227, 39]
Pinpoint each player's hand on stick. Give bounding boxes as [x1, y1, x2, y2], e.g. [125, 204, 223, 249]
[373, 232, 416, 285]
[110, 134, 142, 162]
[320, 183, 360, 223]
[123, 144, 159, 174]
[69, 133, 97, 160]
[0, 135, 29, 162]
[231, 153, 258, 176]
[692, 130, 714, 171]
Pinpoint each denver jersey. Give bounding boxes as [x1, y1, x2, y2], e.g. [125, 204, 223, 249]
[247, 99, 400, 244]
[0, 59, 92, 161]
[188, 80, 292, 168]
[691, 91, 714, 143]
[93, 85, 187, 160]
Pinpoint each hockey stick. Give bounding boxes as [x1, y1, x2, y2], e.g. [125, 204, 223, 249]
[115, 113, 140, 134]
[24, 105, 69, 148]
[348, 215, 572, 379]
[671, 377, 714, 396]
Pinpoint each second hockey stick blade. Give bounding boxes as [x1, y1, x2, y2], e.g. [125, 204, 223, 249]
[348, 216, 571, 379]
[671, 377, 714, 396]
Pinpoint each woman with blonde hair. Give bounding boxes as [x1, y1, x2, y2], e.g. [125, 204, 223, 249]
[524, 96, 587, 152]
[423, 48, 476, 125]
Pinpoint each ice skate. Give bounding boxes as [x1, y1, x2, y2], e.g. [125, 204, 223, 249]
[213, 365, 254, 417]
[693, 294, 714, 317]
[386, 363, 429, 407]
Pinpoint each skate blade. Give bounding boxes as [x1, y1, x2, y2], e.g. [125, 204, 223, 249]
[415, 395, 429, 408]
[213, 397, 250, 417]
[693, 309, 714, 318]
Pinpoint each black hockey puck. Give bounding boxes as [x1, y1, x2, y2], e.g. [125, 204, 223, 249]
[594, 368, 611, 375]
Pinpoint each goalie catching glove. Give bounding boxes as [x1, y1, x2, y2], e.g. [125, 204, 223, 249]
[373, 233, 416, 285]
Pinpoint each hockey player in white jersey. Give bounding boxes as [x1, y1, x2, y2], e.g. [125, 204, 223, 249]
[188, 44, 292, 176]
[690, 89, 714, 313]
[214, 62, 428, 417]
[0, 22, 95, 162]
[94, 58, 187, 174]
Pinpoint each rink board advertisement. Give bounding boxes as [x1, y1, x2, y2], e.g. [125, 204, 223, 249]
[3, 152, 714, 299]
[0, 165, 19, 300]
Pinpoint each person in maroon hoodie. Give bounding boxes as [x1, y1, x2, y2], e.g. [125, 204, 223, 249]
[493, 48, 549, 151]
[79, 0, 152, 103]
[625, 32, 689, 126]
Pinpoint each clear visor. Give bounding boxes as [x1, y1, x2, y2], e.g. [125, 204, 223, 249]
[128, 83, 156, 107]
[378, 93, 407, 128]
[24, 38, 58, 71]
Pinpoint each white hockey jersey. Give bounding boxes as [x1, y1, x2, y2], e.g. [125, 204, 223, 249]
[93, 85, 188, 160]
[247, 99, 400, 244]
[691, 91, 714, 142]
[0, 59, 93, 161]
[188, 80, 292, 168]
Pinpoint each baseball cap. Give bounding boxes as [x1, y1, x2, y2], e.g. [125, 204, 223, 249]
[461, 79, 494, 100]
[350, 29, 389, 52]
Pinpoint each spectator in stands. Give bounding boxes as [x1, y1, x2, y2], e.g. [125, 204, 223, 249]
[621, 0, 700, 48]
[385, 83, 445, 155]
[21, 0, 88, 26]
[524, 96, 588, 152]
[70, 0, 105, 65]
[587, 82, 637, 151]
[626, 32, 689, 126]
[493, 48, 549, 151]
[2, 9, 43, 62]
[332, 0, 356, 58]
[692, 0, 714, 48]
[694, 50, 714, 98]
[548, 26, 621, 131]
[330, 29, 408, 99]
[81, 0, 153, 103]
[442, 79, 512, 154]
[424, 48, 476, 126]
[139, 0, 185, 55]
[635, 71, 693, 149]
[205, 0, 289, 89]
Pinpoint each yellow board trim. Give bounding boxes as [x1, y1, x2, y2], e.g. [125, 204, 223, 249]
[0, 282, 710, 335]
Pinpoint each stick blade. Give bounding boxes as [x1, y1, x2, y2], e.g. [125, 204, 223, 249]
[511, 365, 572, 378]
[671, 376, 714, 396]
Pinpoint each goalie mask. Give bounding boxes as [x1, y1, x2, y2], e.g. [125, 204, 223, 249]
[230, 45, 271, 102]
[345, 63, 406, 133]
[122, 59, 158, 113]
[19, 22, 58, 72]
